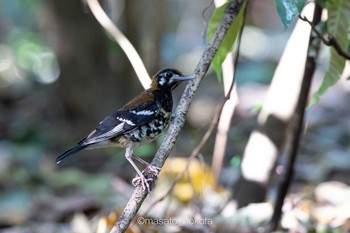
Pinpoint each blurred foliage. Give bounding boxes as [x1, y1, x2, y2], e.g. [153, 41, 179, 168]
[0, 0, 60, 88]
[159, 158, 216, 203]
[8, 29, 59, 84]
[274, 0, 306, 29]
[310, 0, 350, 105]
[206, 1, 247, 80]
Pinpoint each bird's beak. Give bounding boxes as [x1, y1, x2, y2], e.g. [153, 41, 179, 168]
[171, 74, 193, 81]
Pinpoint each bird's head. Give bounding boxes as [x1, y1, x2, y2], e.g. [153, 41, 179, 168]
[151, 68, 192, 90]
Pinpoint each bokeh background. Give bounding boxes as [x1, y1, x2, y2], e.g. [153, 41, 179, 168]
[1, 0, 350, 232]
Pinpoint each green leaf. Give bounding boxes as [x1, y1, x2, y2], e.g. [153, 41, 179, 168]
[206, 1, 247, 80]
[275, 0, 306, 29]
[310, 0, 350, 106]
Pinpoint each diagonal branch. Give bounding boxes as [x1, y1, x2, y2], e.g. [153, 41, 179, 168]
[110, 1, 246, 232]
[85, 0, 151, 89]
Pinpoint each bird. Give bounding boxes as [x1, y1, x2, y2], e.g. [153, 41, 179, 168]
[56, 68, 192, 192]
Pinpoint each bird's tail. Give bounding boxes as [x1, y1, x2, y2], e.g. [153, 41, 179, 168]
[56, 144, 89, 164]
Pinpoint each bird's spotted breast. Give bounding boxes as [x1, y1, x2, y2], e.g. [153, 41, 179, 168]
[127, 109, 170, 144]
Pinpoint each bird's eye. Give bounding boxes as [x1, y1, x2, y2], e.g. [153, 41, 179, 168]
[166, 72, 172, 78]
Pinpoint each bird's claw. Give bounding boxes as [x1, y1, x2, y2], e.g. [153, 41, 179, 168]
[132, 175, 154, 192]
[132, 165, 160, 192]
[144, 164, 161, 175]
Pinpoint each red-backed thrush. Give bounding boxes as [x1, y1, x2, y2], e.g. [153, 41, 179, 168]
[56, 68, 192, 192]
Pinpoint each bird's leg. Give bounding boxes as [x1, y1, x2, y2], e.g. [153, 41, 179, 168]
[131, 155, 161, 175]
[125, 147, 153, 192]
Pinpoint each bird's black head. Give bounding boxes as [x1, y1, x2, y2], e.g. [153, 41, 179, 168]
[152, 68, 192, 90]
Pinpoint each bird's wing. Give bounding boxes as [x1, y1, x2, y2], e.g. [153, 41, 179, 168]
[80, 100, 159, 145]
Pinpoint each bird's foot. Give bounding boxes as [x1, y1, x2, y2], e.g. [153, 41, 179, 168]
[143, 164, 161, 176]
[132, 165, 160, 192]
[132, 175, 154, 192]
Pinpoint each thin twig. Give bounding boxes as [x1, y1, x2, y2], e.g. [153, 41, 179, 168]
[201, 0, 215, 37]
[85, 0, 151, 89]
[299, 15, 350, 60]
[110, 1, 246, 232]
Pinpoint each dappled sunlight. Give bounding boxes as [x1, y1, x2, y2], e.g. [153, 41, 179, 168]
[0, 30, 60, 87]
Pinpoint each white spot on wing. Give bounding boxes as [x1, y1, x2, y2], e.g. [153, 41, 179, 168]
[116, 117, 135, 126]
[130, 110, 154, 115]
